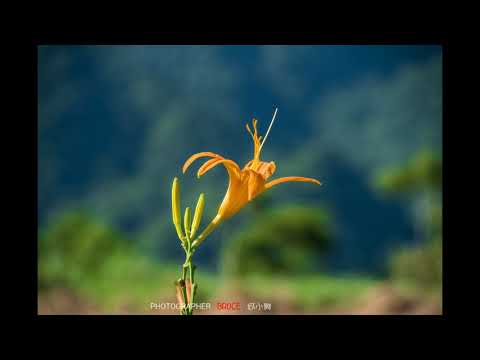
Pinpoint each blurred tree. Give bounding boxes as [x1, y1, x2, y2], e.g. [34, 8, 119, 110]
[376, 150, 442, 193]
[374, 150, 442, 289]
[389, 235, 442, 288]
[38, 212, 130, 290]
[220, 205, 333, 276]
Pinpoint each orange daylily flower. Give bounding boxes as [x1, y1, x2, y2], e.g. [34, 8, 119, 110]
[183, 109, 321, 245]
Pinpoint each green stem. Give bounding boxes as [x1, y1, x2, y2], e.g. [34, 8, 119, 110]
[179, 235, 198, 315]
[190, 264, 197, 311]
[180, 264, 188, 315]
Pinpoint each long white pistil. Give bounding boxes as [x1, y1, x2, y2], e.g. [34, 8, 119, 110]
[259, 107, 278, 152]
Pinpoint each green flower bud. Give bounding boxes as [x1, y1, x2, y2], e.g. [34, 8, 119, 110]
[190, 193, 205, 239]
[184, 207, 192, 238]
[171, 177, 184, 241]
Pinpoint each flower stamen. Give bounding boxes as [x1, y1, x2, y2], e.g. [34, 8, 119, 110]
[259, 107, 278, 153]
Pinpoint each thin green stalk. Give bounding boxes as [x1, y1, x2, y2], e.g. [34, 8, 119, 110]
[179, 232, 198, 315]
[181, 264, 188, 315]
[190, 264, 197, 310]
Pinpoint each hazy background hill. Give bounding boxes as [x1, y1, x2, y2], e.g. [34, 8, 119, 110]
[38, 45, 442, 275]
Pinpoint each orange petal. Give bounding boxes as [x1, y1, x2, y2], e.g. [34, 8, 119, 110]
[265, 176, 321, 189]
[182, 152, 223, 174]
[247, 170, 266, 201]
[198, 158, 241, 178]
[197, 158, 221, 177]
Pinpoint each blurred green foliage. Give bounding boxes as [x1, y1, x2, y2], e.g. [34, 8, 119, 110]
[375, 150, 442, 194]
[38, 212, 129, 290]
[221, 205, 332, 276]
[232, 273, 378, 310]
[389, 237, 442, 290]
[38, 212, 219, 308]
[375, 150, 442, 290]
[39, 209, 433, 313]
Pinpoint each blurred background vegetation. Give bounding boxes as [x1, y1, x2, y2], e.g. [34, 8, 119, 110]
[38, 45, 442, 314]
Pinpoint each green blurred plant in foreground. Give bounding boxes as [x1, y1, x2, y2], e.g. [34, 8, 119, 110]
[375, 150, 442, 290]
[221, 205, 332, 276]
[38, 212, 129, 291]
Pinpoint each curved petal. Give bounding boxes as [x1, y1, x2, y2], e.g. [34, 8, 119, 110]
[182, 152, 223, 174]
[198, 158, 241, 178]
[265, 176, 321, 189]
[197, 158, 221, 177]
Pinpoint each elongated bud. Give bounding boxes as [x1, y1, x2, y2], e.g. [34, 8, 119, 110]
[184, 207, 192, 238]
[172, 177, 184, 241]
[190, 193, 205, 239]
